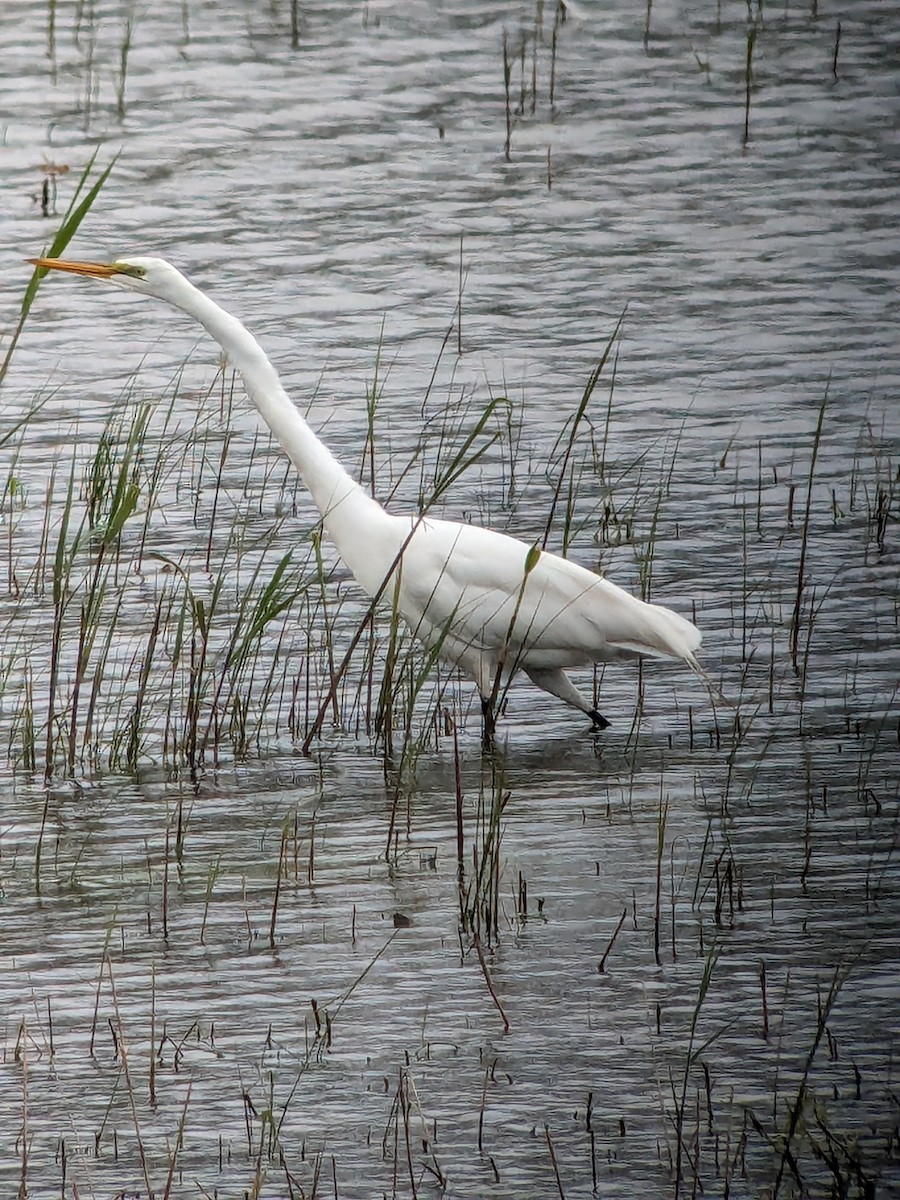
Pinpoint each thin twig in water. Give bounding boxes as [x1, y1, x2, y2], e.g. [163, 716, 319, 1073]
[598, 907, 628, 973]
[472, 933, 510, 1032]
[544, 1123, 567, 1199]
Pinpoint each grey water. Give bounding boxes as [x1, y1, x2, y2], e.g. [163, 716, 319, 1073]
[0, 1, 898, 1196]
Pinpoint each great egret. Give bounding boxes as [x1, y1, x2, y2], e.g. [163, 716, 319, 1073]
[29, 255, 703, 744]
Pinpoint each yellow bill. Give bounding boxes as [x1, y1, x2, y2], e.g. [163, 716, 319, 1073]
[28, 257, 121, 277]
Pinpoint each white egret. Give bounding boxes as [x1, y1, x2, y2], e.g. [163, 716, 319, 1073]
[29, 255, 703, 744]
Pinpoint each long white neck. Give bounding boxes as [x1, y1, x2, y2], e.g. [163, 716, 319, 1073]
[167, 275, 395, 583]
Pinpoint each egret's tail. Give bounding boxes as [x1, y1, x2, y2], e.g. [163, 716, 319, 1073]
[615, 599, 734, 709]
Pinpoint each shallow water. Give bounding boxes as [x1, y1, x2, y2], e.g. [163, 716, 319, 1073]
[1, 1, 898, 1196]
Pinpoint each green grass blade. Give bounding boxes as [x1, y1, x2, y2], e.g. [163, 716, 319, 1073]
[1, 151, 119, 385]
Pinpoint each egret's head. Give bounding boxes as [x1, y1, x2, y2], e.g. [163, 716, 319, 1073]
[28, 255, 186, 300]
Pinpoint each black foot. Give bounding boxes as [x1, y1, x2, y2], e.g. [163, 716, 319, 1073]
[588, 708, 611, 731]
[481, 698, 497, 752]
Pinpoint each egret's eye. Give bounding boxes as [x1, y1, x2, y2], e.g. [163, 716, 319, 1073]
[114, 263, 146, 279]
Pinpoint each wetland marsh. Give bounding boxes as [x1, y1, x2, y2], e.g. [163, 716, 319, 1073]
[0, 1, 898, 1196]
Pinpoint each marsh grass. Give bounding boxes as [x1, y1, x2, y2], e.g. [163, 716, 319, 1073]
[0, 340, 533, 781]
[458, 757, 509, 949]
[502, 0, 569, 162]
[2, 283, 896, 804]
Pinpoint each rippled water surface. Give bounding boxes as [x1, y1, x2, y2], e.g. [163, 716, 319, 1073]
[1, 1, 898, 1196]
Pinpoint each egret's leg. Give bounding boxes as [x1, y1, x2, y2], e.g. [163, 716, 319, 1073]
[525, 666, 610, 729]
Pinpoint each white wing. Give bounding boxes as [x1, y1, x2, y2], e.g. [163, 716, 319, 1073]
[394, 519, 700, 680]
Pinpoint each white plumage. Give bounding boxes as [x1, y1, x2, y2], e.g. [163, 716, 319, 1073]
[30, 254, 702, 742]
